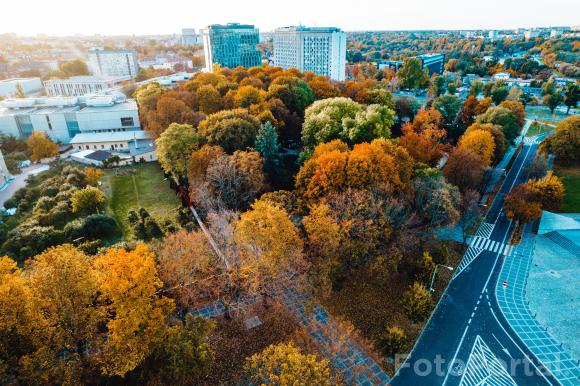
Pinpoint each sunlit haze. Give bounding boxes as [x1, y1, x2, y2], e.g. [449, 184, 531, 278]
[3, 0, 579, 35]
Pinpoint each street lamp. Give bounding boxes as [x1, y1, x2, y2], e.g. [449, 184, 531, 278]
[429, 264, 454, 292]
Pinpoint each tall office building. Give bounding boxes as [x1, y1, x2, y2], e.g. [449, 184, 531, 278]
[88, 48, 139, 78]
[181, 28, 202, 46]
[273, 26, 346, 81]
[202, 23, 261, 72]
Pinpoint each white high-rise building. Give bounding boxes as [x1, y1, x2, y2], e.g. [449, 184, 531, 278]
[88, 48, 139, 78]
[181, 28, 202, 46]
[273, 26, 346, 81]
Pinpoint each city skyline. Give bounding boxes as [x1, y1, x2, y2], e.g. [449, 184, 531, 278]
[2, 0, 578, 36]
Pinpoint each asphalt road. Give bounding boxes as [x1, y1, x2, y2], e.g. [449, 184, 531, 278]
[391, 139, 563, 386]
[0, 164, 49, 208]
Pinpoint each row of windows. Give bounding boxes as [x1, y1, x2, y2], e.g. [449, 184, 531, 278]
[78, 143, 126, 151]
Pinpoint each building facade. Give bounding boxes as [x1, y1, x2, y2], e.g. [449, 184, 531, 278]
[44, 76, 129, 97]
[0, 94, 140, 144]
[0, 78, 42, 98]
[378, 53, 445, 76]
[88, 48, 139, 78]
[202, 23, 261, 72]
[182, 28, 202, 46]
[273, 26, 346, 81]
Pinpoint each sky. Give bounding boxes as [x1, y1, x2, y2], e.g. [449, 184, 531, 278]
[2, 0, 579, 36]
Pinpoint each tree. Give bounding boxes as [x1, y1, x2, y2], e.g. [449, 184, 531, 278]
[456, 95, 479, 135]
[383, 326, 405, 358]
[254, 121, 282, 175]
[476, 106, 520, 144]
[71, 186, 106, 215]
[529, 172, 565, 212]
[429, 74, 446, 97]
[268, 76, 314, 113]
[59, 59, 89, 76]
[156, 123, 200, 176]
[301, 97, 394, 157]
[244, 342, 330, 385]
[543, 91, 564, 114]
[198, 109, 261, 153]
[458, 129, 495, 167]
[411, 108, 444, 136]
[465, 123, 506, 165]
[414, 171, 460, 228]
[399, 124, 443, 166]
[491, 83, 509, 105]
[84, 167, 103, 186]
[196, 84, 223, 114]
[443, 148, 485, 192]
[432, 95, 461, 129]
[469, 81, 483, 97]
[398, 58, 429, 91]
[233, 85, 264, 108]
[14, 83, 25, 98]
[26, 132, 59, 162]
[403, 282, 433, 323]
[503, 184, 542, 225]
[525, 154, 548, 180]
[235, 201, 307, 297]
[564, 83, 579, 114]
[539, 115, 580, 165]
[307, 77, 341, 100]
[499, 100, 526, 129]
[93, 245, 174, 377]
[459, 189, 482, 244]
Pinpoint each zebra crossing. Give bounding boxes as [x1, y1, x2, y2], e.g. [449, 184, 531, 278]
[523, 137, 541, 145]
[455, 246, 484, 276]
[476, 222, 495, 239]
[460, 335, 517, 386]
[470, 236, 514, 256]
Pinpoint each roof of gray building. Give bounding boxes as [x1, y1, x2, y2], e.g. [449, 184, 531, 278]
[70, 130, 150, 144]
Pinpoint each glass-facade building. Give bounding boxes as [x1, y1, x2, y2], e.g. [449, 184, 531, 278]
[202, 23, 261, 71]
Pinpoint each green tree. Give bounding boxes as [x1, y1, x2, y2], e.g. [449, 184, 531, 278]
[433, 95, 461, 129]
[71, 186, 106, 215]
[156, 123, 200, 176]
[564, 83, 579, 114]
[197, 109, 261, 153]
[491, 82, 509, 105]
[429, 74, 446, 97]
[476, 106, 520, 144]
[398, 58, 429, 91]
[268, 76, 314, 113]
[539, 115, 580, 165]
[403, 282, 433, 323]
[543, 91, 564, 114]
[254, 121, 281, 175]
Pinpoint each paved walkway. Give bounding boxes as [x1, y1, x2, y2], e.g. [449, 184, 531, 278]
[0, 164, 49, 208]
[191, 284, 391, 385]
[496, 228, 580, 386]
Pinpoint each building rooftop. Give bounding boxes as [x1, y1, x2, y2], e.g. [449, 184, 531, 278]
[275, 26, 342, 33]
[76, 99, 137, 113]
[44, 75, 130, 84]
[207, 23, 257, 30]
[70, 130, 150, 144]
[0, 77, 40, 84]
[85, 150, 113, 162]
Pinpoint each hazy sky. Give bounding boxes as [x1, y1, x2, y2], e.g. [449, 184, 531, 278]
[3, 0, 579, 35]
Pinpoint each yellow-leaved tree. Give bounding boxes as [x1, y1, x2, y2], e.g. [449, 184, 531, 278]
[26, 132, 59, 162]
[458, 129, 496, 167]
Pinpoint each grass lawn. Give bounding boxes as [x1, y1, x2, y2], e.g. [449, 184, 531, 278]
[100, 162, 180, 237]
[554, 166, 580, 213]
[321, 240, 466, 375]
[526, 121, 554, 137]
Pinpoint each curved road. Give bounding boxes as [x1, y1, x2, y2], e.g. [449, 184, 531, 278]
[391, 138, 565, 386]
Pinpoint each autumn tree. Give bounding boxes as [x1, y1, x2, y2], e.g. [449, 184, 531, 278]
[399, 124, 443, 166]
[411, 108, 444, 136]
[455, 95, 479, 138]
[503, 184, 542, 225]
[528, 172, 565, 212]
[197, 84, 223, 114]
[476, 106, 520, 144]
[307, 76, 341, 100]
[403, 282, 433, 324]
[398, 58, 429, 91]
[443, 148, 486, 192]
[94, 245, 174, 377]
[458, 129, 495, 167]
[59, 59, 89, 76]
[71, 186, 106, 215]
[539, 115, 580, 165]
[383, 326, 406, 358]
[244, 342, 330, 385]
[156, 123, 200, 176]
[198, 109, 261, 153]
[26, 132, 59, 162]
[235, 201, 307, 299]
[233, 85, 265, 108]
[84, 167, 103, 186]
[499, 100, 526, 129]
[268, 76, 314, 113]
[465, 123, 506, 165]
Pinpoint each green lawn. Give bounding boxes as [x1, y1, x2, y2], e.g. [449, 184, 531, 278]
[526, 121, 553, 137]
[555, 166, 580, 213]
[101, 162, 180, 237]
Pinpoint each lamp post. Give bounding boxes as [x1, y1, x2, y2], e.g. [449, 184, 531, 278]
[429, 264, 454, 292]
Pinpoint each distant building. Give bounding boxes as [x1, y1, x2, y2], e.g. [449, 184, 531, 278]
[273, 26, 346, 81]
[488, 30, 498, 41]
[181, 28, 202, 46]
[0, 93, 140, 143]
[202, 23, 261, 72]
[0, 150, 12, 190]
[44, 76, 129, 97]
[70, 131, 156, 166]
[378, 53, 445, 76]
[0, 78, 42, 98]
[88, 48, 139, 78]
[524, 29, 540, 41]
[492, 72, 510, 81]
[550, 29, 564, 38]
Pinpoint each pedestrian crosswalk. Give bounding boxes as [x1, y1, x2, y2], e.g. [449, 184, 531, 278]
[455, 246, 484, 275]
[523, 137, 541, 145]
[476, 222, 495, 239]
[469, 236, 514, 256]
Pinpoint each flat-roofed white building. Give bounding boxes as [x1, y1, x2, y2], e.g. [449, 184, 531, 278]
[0, 78, 42, 97]
[70, 131, 157, 165]
[273, 26, 346, 81]
[0, 94, 140, 144]
[44, 75, 130, 97]
[88, 48, 139, 78]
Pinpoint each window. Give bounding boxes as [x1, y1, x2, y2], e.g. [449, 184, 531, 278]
[101, 145, 104, 149]
[121, 117, 134, 127]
